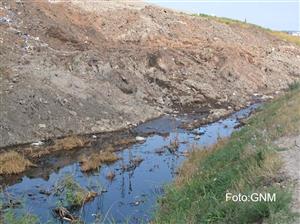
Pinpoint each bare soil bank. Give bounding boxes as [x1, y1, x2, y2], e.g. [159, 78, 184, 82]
[0, 0, 300, 147]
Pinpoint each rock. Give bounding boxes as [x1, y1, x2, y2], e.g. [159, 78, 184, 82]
[69, 110, 77, 116]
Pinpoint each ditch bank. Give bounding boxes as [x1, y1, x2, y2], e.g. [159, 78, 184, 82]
[0, 103, 260, 223]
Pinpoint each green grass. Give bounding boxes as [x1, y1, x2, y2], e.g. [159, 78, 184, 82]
[0, 193, 39, 224]
[55, 174, 97, 208]
[154, 87, 300, 223]
[2, 210, 39, 224]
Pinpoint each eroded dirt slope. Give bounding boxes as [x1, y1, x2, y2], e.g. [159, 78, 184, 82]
[0, 0, 300, 147]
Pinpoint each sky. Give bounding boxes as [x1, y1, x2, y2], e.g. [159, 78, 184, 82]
[146, 0, 300, 31]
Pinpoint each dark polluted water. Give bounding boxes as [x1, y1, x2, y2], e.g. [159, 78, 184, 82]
[0, 104, 260, 223]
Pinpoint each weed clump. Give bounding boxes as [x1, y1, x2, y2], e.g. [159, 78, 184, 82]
[2, 209, 39, 224]
[0, 151, 34, 175]
[80, 151, 119, 172]
[54, 136, 87, 151]
[56, 175, 97, 207]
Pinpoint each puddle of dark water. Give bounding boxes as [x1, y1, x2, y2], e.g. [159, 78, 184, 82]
[0, 104, 260, 223]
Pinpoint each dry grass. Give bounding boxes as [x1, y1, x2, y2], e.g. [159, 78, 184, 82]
[80, 151, 119, 172]
[270, 31, 300, 46]
[233, 150, 281, 192]
[117, 137, 137, 146]
[25, 136, 88, 159]
[193, 14, 300, 47]
[254, 90, 300, 138]
[53, 136, 87, 151]
[0, 151, 34, 175]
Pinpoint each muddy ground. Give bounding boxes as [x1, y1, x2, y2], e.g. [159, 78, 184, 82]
[0, 0, 300, 147]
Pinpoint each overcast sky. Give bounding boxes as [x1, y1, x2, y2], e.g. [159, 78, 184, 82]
[146, 0, 300, 31]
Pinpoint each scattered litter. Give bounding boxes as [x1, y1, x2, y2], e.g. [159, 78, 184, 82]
[129, 199, 144, 206]
[38, 124, 46, 128]
[92, 135, 97, 139]
[194, 135, 201, 140]
[135, 136, 146, 141]
[0, 17, 11, 24]
[191, 130, 205, 136]
[31, 141, 44, 146]
[261, 95, 274, 100]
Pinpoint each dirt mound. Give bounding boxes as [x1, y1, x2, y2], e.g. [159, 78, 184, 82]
[0, 0, 299, 147]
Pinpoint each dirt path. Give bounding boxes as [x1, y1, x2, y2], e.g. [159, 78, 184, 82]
[276, 135, 300, 221]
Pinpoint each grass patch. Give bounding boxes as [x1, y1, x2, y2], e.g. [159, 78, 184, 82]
[270, 31, 300, 46]
[192, 13, 268, 30]
[55, 175, 97, 207]
[2, 210, 39, 224]
[0, 192, 39, 224]
[80, 151, 119, 172]
[27, 135, 88, 159]
[154, 88, 300, 223]
[53, 136, 87, 151]
[0, 151, 34, 175]
[192, 13, 300, 47]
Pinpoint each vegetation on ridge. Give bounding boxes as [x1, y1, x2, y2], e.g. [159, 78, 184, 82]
[154, 85, 300, 223]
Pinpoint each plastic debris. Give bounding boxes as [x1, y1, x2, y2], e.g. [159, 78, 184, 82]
[135, 136, 145, 141]
[31, 141, 44, 146]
